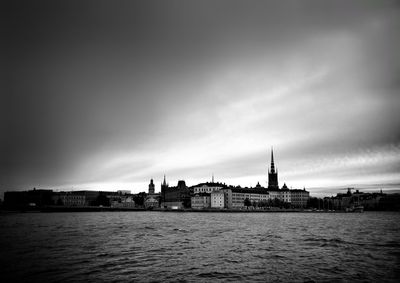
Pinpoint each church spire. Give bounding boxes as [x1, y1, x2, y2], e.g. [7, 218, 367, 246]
[162, 174, 167, 186]
[270, 147, 276, 173]
[268, 147, 279, 189]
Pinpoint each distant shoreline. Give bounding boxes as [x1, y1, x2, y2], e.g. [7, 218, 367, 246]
[0, 206, 354, 213]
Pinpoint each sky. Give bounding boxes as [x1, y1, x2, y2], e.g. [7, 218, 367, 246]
[2, 0, 400, 197]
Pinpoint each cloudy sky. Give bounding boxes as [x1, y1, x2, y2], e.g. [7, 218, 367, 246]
[2, 0, 400, 197]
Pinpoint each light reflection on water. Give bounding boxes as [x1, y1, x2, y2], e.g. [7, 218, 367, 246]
[0, 211, 399, 282]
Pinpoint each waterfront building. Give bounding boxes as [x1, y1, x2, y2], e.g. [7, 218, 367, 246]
[110, 195, 135, 208]
[211, 191, 225, 208]
[57, 192, 86, 206]
[267, 189, 281, 201]
[191, 193, 211, 209]
[265, 149, 309, 207]
[72, 190, 103, 206]
[56, 190, 110, 206]
[223, 188, 270, 209]
[290, 188, 309, 208]
[330, 188, 391, 211]
[161, 178, 191, 209]
[4, 189, 53, 209]
[281, 183, 291, 203]
[144, 179, 160, 208]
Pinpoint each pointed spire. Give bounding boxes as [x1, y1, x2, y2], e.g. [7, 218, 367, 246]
[212, 173, 214, 183]
[270, 147, 276, 173]
[163, 174, 167, 186]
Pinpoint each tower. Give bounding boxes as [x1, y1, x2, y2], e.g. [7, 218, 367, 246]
[268, 148, 279, 189]
[161, 174, 168, 202]
[148, 179, 155, 194]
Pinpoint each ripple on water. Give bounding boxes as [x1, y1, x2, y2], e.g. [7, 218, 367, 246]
[0, 211, 399, 282]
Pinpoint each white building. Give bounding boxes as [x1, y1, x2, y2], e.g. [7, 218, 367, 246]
[280, 183, 291, 203]
[211, 191, 225, 208]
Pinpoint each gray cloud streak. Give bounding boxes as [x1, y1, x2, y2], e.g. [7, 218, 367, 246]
[2, 0, 400, 196]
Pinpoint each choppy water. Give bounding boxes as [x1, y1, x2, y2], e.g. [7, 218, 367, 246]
[0, 211, 399, 282]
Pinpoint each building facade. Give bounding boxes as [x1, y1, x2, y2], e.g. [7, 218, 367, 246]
[58, 192, 86, 206]
[193, 182, 226, 194]
[110, 195, 135, 208]
[290, 189, 310, 208]
[280, 183, 291, 203]
[211, 191, 225, 208]
[223, 188, 271, 209]
[191, 194, 211, 209]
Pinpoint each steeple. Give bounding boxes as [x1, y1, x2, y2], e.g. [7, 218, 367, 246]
[160, 174, 167, 205]
[212, 173, 214, 183]
[268, 147, 279, 190]
[162, 174, 167, 186]
[270, 147, 276, 173]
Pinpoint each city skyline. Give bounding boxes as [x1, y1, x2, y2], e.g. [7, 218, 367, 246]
[2, 0, 400, 197]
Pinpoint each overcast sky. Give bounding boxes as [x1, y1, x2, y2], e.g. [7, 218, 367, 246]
[2, 0, 400, 197]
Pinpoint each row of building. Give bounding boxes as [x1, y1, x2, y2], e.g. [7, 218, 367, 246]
[158, 181, 309, 210]
[324, 188, 400, 211]
[3, 149, 310, 210]
[3, 189, 138, 209]
[159, 149, 310, 209]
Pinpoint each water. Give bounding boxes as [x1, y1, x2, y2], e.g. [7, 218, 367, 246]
[0, 212, 399, 282]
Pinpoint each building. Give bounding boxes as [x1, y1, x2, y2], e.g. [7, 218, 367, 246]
[4, 188, 53, 209]
[144, 179, 160, 208]
[55, 192, 86, 206]
[161, 177, 191, 209]
[223, 187, 271, 209]
[193, 182, 226, 194]
[53, 190, 109, 207]
[330, 188, 392, 211]
[280, 183, 291, 203]
[110, 195, 135, 208]
[191, 193, 211, 209]
[266, 149, 309, 207]
[290, 188, 310, 208]
[211, 191, 225, 208]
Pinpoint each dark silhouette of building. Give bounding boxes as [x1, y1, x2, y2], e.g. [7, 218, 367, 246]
[161, 177, 191, 208]
[148, 178, 155, 194]
[161, 175, 169, 203]
[4, 188, 53, 209]
[144, 178, 160, 208]
[268, 148, 279, 189]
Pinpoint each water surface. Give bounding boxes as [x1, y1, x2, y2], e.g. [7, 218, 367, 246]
[0, 211, 399, 282]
